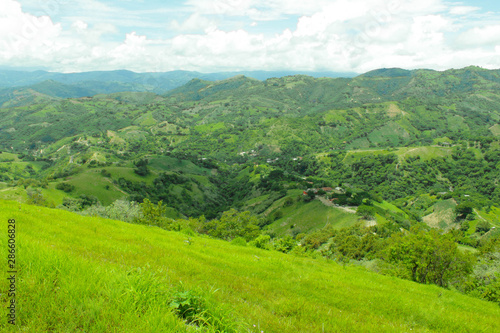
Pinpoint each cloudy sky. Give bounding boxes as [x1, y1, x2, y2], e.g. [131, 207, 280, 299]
[1, 0, 499, 73]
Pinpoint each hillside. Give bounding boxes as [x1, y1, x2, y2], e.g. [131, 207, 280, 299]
[1, 200, 499, 332]
[0, 69, 357, 99]
[0, 66, 499, 246]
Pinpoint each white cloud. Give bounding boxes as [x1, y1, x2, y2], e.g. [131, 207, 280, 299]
[185, 0, 332, 20]
[0, 0, 62, 61]
[169, 13, 217, 33]
[2, 0, 500, 73]
[450, 6, 480, 15]
[72, 20, 88, 32]
[456, 25, 500, 47]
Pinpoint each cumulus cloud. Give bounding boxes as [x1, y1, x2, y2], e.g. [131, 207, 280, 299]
[1, 0, 500, 73]
[0, 0, 61, 62]
[456, 25, 500, 47]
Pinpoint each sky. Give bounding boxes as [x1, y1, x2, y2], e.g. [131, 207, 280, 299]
[1, 0, 500, 73]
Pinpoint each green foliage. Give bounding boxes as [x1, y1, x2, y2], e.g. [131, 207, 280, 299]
[455, 202, 474, 220]
[60, 194, 99, 212]
[303, 189, 316, 202]
[169, 289, 206, 324]
[283, 196, 294, 207]
[356, 205, 376, 219]
[169, 286, 238, 331]
[476, 220, 492, 234]
[273, 235, 296, 253]
[458, 238, 500, 304]
[55, 182, 75, 193]
[134, 158, 150, 176]
[202, 209, 260, 241]
[383, 227, 474, 287]
[137, 198, 174, 229]
[230, 236, 247, 246]
[100, 169, 112, 177]
[81, 199, 143, 223]
[251, 234, 271, 249]
[321, 225, 381, 261]
[26, 188, 51, 207]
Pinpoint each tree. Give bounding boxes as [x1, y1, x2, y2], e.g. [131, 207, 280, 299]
[273, 235, 296, 253]
[303, 189, 316, 202]
[202, 209, 260, 241]
[455, 202, 474, 220]
[383, 228, 473, 287]
[134, 158, 150, 176]
[476, 220, 491, 234]
[56, 182, 75, 193]
[138, 199, 173, 229]
[26, 188, 48, 206]
[356, 205, 376, 219]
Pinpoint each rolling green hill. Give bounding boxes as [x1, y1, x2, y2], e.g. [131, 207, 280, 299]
[0, 66, 499, 247]
[1, 66, 500, 330]
[1, 200, 499, 332]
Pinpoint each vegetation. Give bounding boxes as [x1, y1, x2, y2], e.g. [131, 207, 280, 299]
[1, 66, 500, 329]
[1, 201, 500, 332]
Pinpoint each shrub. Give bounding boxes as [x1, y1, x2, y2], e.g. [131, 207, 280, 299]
[169, 286, 240, 332]
[283, 197, 294, 207]
[100, 169, 112, 177]
[383, 228, 474, 287]
[356, 205, 376, 219]
[56, 182, 75, 193]
[230, 237, 247, 246]
[476, 220, 491, 234]
[82, 200, 143, 223]
[251, 234, 271, 249]
[273, 235, 296, 253]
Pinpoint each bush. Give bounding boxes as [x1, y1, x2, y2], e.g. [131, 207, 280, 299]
[273, 210, 283, 221]
[476, 220, 491, 234]
[356, 205, 376, 219]
[56, 182, 75, 193]
[230, 237, 247, 246]
[383, 228, 474, 287]
[455, 202, 474, 220]
[137, 199, 173, 229]
[251, 234, 271, 249]
[26, 188, 52, 207]
[202, 209, 260, 241]
[283, 197, 294, 207]
[168, 286, 240, 332]
[82, 200, 143, 223]
[134, 159, 150, 176]
[100, 169, 112, 177]
[273, 236, 296, 253]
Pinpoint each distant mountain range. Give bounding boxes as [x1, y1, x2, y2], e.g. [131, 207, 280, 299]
[2, 66, 499, 108]
[0, 69, 356, 94]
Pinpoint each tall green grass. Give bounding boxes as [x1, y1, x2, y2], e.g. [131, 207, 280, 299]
[1, 200, 499, 332]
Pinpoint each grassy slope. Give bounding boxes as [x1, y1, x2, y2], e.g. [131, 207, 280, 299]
[1, 200, 499, 332]
[65, 170, 127, 205]
[343, 146, 453, 164]
[267, 198, 359, 236]
[422, 199, 457, 230]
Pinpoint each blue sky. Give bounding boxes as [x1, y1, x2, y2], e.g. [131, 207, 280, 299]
[1, 0, 500, 73]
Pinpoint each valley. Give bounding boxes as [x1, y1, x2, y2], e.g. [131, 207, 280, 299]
[1, 66, 500, 331]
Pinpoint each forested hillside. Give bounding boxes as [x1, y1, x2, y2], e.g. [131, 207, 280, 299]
[1, 66, 500, 327]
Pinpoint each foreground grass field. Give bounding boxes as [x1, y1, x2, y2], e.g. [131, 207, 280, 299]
[1, 200, 499, 332]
